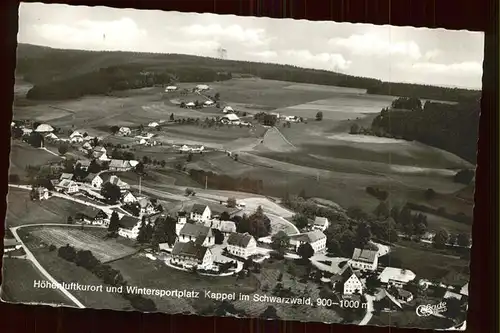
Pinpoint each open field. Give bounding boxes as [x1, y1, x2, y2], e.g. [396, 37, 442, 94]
[0, 258, 73, 306]
[9, 141, 62, 178]
[6, 189, 90, 227]
[274, 93, 396, 121]
[28, 248, 132, 310]
[20, 226, 137, 263]
[111, 255, 259, 313]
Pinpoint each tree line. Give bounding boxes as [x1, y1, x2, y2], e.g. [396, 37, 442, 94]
[369, 97, 480, 164]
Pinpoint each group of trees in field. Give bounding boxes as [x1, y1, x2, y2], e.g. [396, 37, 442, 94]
[57, 244, 157, 311]
[254, 112, 278, 127]
[370, 97, 480, 163]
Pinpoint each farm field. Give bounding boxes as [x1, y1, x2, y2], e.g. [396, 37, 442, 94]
[6, 188, 90, 227]
[20, 226, 137, 263]
[9, 141, 62, 178]
[0, 258, 73, 306]
[28, 248, 132, 310]
[110, 255, 259, 313]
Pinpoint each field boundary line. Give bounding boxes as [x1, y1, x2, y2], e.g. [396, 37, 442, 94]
[272, 126, 296, 148]
[10, 225, 86, 309]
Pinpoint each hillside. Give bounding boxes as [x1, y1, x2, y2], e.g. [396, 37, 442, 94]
[16, 43, 481, 102]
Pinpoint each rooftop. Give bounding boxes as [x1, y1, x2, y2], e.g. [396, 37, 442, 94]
[314, 216, 328, 226]
[290, 230, 326, 243]
[190, 204, 209, 215]
[227, 232, 254, 248]
[378, 267, 416, 284]
[352, 248, 378, 263]
[119, 215, 140, 229]
[179, 223, 213, 239]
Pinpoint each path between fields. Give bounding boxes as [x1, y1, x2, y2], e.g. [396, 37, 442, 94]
[9, 225, 86, 309]
[271, 126, 296, 148]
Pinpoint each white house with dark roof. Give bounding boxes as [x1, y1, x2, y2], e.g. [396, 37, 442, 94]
[189, 204, 212, 223]
[226, 232, 257, 259]
[195, 84, 210, 91]
[117, 216, 142, 239]
[76, 207, 109, 226]
[221, 113, 240, 124]
[55, 180, 79, 194]
[289, 230, 327, 253]
[178, 223, 214, 247]
[350, 248, 379, 271]
[170, 241, 213, 269]
[165, 86, 178, 92]
[222, 106, 234, 113]
[84, 173, 103, 189]
[121, 191, 138, 204]
[378, 267, 416, 288]
[339, 266, 364, 295]
[312, 216, 329, 231]
[219, 221, 237, 235]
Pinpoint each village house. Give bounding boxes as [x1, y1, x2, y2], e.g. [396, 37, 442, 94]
[226, 232, 257, 259]
[92, 146, 108, 160]
[34, 124, 54, 133]
[121, 191, 138, 204]
[138, 197, 157, 216]
[222, 106, 234, 113]
[70, 131, 84, 143]
[209, 220, 237, 236]
[148, 122, 159, 128]
[378, 267, 416, 288]
[109, 175, 130, 191]
[84, 173, 103, 189]
[76, 207, 109, 226]
[117, 216, 142, 239]
[82, 142, 92, 151]
[350, 248, 379, 271]
[177, 211, 188, 224]
[289, 230, 327, 253]
[55, 179, 79, 194]
[45, 133, 58, 141]
[195, 84, 210, 92]
[22, 128, 33, 136]
[34, 186, 50, 200]
[165, 86, 178, 92]
[189, 204, 212, 223]
[338, 266, 364, 296]
[185, 102, 195, 108]
[395, 288, 414, 303]
[119, 127, 132, 136]
[60, 173, 74, 182]
[312, 216, 329, 231]
[204, 100, 215, 107]
[221, 113, 240, 124]
[76, 159, 91, 171]
[3, 239, 22, 253]
[108, 159, 133, 172]
[170, 241, 214, 270]
[178, 223, 215, 247]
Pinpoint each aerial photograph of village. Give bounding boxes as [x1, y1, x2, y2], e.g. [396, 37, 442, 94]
[1, 2, 482, 331]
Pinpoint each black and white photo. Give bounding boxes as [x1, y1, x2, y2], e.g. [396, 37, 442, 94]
[1, 2, 482, 330]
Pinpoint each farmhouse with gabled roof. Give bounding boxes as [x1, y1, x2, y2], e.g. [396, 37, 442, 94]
[178, 223, 214, 247]
[170, 241, 213, 269]
[226, 232, 256, 259]
[350, 248, 379, 271]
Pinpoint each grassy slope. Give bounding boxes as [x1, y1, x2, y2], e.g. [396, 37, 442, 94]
[5, 188, 89, 227]
[0, 258, 73, 306]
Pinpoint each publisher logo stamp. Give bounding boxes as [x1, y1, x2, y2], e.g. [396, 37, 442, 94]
[416, 302, 447, 317]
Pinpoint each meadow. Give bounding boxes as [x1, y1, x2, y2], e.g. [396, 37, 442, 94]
[0, 258, 73, 306]
[9, 141, 62, 179]
[23, 226, 137, 263]
[6, 188, 90, 227]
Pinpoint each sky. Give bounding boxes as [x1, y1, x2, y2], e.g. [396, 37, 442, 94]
[18, 2, 485, 89]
